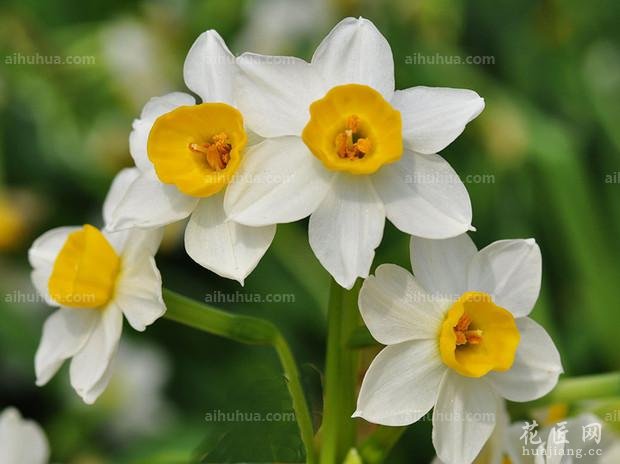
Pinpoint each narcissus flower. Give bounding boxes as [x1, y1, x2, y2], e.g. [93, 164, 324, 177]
[224, 17, 484, 288]
[29, 171, 165, 404]
[354, 234, 562, 464]
[0, 407, 49, 464]
[106, 30, 275, 284]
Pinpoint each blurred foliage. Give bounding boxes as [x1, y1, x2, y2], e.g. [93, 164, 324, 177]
[1, 0, 619, 462]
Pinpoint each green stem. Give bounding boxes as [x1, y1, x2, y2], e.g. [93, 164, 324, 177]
[348, 325, 377, 349]
[358, 426, 406, 464]
[162, 289, 317, 464]
[530, 372, 620, 407]
[319, 279, 361, 464]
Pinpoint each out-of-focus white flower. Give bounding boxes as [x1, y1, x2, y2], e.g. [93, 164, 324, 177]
[75, 341, 173, 438]
[107, 31, 276, 285]
[100, 19, 173, 109]
[29, 171, 166, 404]
[354, 234, 562, 464]
[225, 17, 484, 289]
[235, 0, 334, 54]
[0, 407, 49, 464]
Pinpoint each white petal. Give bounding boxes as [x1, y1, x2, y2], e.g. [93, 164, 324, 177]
[311, 17, 394, 100]
[115, 228, 166, 331]
[35, 308, 99, 386]
[392, 86, 485, 154]
[432, 370, 498, 464]
[436, 398, 509, 464]
[372, 151, 473, 238]
[103, 168, 140, 227]
[224, 136, 333, 226]
[116, 226, 164, 258]
[410, 234, 478, 299]
[602, 443, 620, 464]
[70, 303, 123, 403]
[235, 53, 325, 137]
[184, 30, 236, 104]
[487, 318, 562, 402]
[309, 175, 384, 289]
[0, 408, 49, 464]
[106, 170, 198, 231]
[130, 92, 196, 172]
[467, 239, 542, 317]
[79, 354, 116, 405]
[28, 227, 79, 305]
[358, 264, 446, 344]
[185, 195, 276, 284]
[115, 233, 165, 332]
[354, 339, 445, 426]
[28, 226, 77, 270]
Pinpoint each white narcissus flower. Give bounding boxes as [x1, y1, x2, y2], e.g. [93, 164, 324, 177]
[224, 17, 484, 289]
[29, 170, 166, 404]
[354, 234, 563, 464]
[0, 407, 49, 464]
[106, 30, 276, 285]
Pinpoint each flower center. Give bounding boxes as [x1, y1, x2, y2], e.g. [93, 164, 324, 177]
[438, 291, 520, 378]
[189, 132, 232, 171]
[48, 225, 120, 309]
[334, 115, 372, 160]
[148, 103, 247, 197]
[453, 313, 484, 346]
[302, 84, 403, 175]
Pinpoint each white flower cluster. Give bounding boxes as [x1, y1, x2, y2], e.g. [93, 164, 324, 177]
[22, 16, 577, 464]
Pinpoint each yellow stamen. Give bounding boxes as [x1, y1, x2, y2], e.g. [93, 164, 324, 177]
[454, 313, 484, 346]
[334, 115, 373, 160]
[189, 132, 232, 171]
[48, 225, 120, 309]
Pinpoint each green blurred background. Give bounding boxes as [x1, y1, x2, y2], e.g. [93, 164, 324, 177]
[1, 0, 620, 462]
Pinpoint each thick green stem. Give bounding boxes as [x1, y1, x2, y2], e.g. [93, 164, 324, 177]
[530, 372, 620, 407]
[162, 289, 316, 464]
[319, 279, 361, 464]
[358, 426, 406, 464]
